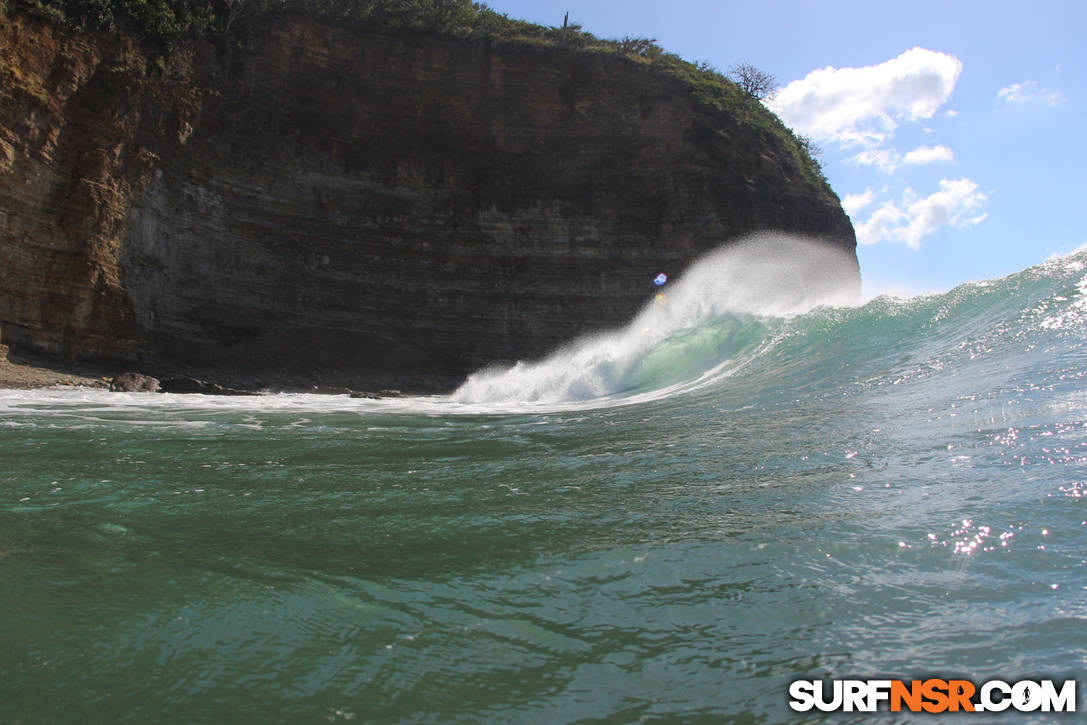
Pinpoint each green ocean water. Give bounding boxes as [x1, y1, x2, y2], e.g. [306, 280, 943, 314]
[2, 241, 1086, 723]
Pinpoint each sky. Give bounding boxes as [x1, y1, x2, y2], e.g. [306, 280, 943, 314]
[486, 0, 1086, 297]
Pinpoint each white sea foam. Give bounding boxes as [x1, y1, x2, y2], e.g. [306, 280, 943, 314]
[452, 233, 860, 404]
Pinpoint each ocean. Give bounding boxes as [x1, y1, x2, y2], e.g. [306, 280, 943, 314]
[2, 236, 1085, 722]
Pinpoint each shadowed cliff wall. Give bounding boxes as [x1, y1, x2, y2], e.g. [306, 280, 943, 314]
[0, 10, 856, 390]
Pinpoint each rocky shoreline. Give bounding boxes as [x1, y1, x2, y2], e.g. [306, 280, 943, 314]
[0, 348, 407, 397]
[0, 348, 110, 390]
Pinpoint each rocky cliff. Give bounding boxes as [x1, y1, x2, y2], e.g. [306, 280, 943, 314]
[0, 8, 857, 391]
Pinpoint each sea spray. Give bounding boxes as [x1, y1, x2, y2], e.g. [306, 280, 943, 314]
[453, 233, 860, 403]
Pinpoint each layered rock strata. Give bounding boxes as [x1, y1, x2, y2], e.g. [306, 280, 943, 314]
[0, 11, 856, 391]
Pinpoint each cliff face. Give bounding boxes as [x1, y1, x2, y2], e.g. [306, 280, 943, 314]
[0, 11, 857, 391]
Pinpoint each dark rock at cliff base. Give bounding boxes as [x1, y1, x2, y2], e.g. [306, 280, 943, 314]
[348, 389, 402, 399]
[110, 372, 160, 392]
[0, 10, 858, 392]
[159, 377, 259, 396]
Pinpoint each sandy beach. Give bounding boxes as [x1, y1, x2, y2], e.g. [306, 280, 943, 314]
[0, 348, 110, 390]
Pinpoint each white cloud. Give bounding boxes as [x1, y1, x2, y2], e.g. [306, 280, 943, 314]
[998, 80, 1062, 106]
[842, 189, 876, 218]
[847, 144, 954, 173]
[771, 50, 983, 251]
[766, 47, 962, 149]
[849, 148, 900, 173]
[902, 144, 954, 165]
[854, 178, 987, 249]
[856, 202, 908, 245]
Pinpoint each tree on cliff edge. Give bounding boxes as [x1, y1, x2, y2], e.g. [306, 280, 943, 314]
[728, 63, 778, 100]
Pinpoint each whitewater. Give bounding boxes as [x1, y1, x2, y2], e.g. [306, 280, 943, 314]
[2, 235, 1085, 722]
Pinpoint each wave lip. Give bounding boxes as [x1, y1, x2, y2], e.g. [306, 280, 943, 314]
[452, 233, 861, 405]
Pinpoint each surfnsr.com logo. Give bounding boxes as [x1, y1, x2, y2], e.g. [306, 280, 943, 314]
[789, 679, 1077, 713]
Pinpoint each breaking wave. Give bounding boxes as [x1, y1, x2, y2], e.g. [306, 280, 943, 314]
[452, 233, 860, 404]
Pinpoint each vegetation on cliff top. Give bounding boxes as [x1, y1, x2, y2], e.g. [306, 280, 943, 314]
[5, 0, 828, 188]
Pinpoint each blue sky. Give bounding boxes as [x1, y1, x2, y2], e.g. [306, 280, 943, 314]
[486, 0, 1086, 297]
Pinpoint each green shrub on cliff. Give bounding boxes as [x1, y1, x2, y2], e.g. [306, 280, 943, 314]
[11, 0, 214, 49]
[8, 0, 657, 58]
